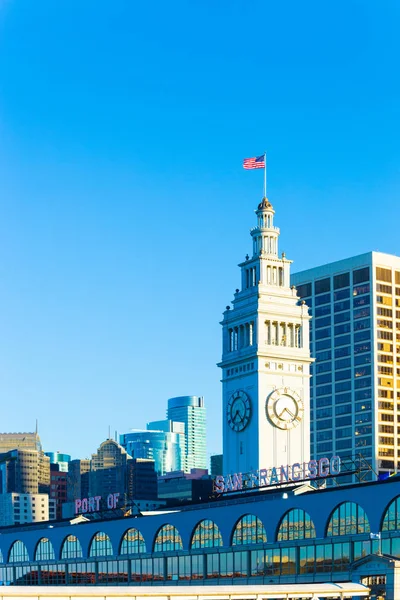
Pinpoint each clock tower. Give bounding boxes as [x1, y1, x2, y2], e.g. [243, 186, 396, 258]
[219, 197, 313, 476]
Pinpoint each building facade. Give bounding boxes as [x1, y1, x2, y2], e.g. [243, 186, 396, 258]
[50, 464, 68, 521]
[45, 453, 71, 473]
[0, 433, 50, 494]
[90, 440, 131, 501]
[0, 493, 52, 526]
[210, 454, 223, 477]
[1, 475, 400, 597]
[167, 396, 207, 472]
[219, 198, 313, 475]
[126, 458, 158, 501]
[67, 459, 90, 504]
[292, 251, 400, 478]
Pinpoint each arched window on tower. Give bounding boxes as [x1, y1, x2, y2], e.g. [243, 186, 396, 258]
[234, 328, 239, 351]
[239, 325, 245, 348]
[249, 322, 254, 346]
[271, 321, 278, 345]
[295, 325, 302, 348]
[279, 267, 284, 286]
[228, 329, 234, 352]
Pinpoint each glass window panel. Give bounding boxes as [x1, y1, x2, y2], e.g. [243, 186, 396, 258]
[277, 509, 316, 541]
[8, 541, 29, 563]
[153, 524, 183, 552]
[232, 514, 267, 545]
[207, 553, 219, 579]
[89, 531, 113, 558]
[120, 528, 146, 555]
[315, 279, 331, 294]
[382, 497, 400, 531]
[191, 519, 223, 548]
[35, 538, 55, 562]
[327, 502, 370, 536]
[61, 535, 83, 560]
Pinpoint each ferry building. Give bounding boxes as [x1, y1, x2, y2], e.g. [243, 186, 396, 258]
[2, 197, 400, 599]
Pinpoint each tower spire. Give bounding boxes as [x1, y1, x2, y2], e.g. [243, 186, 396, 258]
[250, 197, 279, 258]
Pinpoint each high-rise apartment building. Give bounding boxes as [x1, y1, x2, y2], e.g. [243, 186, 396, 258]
[167, 396, 207, 471]
[292, 251, 400, 478]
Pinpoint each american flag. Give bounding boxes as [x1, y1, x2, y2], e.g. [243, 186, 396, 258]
[243, 155, 265, 170]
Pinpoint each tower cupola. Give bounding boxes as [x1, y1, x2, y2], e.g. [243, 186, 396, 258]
[250, 197, 280, 258]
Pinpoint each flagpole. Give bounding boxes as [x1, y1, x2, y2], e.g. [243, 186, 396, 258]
[264, 152, 267, 198]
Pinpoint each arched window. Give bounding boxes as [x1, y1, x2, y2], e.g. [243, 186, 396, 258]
[327, 502, 370, 536]
[382, 496, 400, 531]
[153, 524, 183, 552]
[277, 509, 316, 541]
[60, 535, 83, 560]
[35, 538, 55, 561]
[191, 519, 223, 549]
[120, 528, 146, 555]
[232, 514, 267, 545]
[89, 531, 113, 557]
[8, 541, 29, 563]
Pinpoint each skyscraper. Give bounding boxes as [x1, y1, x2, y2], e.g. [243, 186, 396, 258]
[219, 197, 312, 475]
[90, 439, 131, 501]
[120, 421, 185, 476]
[167, 396, 207, 472]
[292, 251, 400, 479]
[0, 433, 50, 494]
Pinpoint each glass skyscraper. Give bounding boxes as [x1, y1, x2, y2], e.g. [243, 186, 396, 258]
[167, 396, 207, 472]
[120, 421, 185, 476]
[292, 251, 400, 480]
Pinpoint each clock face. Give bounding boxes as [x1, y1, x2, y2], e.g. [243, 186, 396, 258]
[266, 388, 304, 430]
[227, 390, 251, 432]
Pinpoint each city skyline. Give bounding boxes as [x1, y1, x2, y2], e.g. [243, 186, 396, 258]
[0, 2, 399, 459]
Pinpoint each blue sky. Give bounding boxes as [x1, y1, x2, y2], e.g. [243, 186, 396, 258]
[0, 1, 399, 461]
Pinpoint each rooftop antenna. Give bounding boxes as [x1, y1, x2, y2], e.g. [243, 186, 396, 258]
[35, 419, 38, 435]
[115, 430, 118, 442]
[108, 425, 111, 440]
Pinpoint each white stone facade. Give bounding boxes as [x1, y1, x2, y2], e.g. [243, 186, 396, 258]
[219, 198, 313, 476]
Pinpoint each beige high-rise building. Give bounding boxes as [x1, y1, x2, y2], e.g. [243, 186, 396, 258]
[0, 432, 50, 494]
[292, 251, 400, 479]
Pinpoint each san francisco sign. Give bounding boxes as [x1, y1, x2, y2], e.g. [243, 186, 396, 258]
[213, 456, 341, 493]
